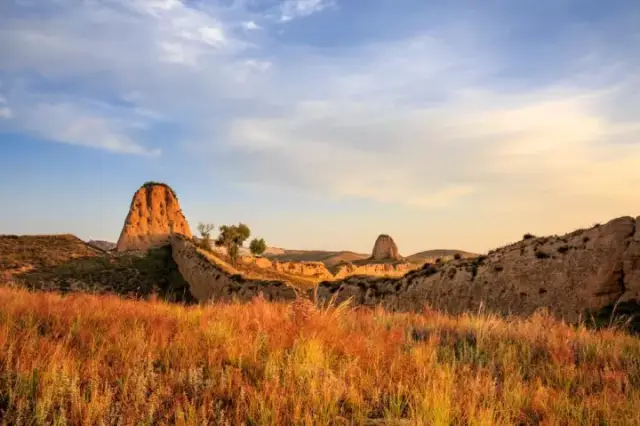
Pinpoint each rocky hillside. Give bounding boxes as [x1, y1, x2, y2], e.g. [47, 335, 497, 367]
[171, 235, 297, 302]
[117, 182, 192, 252]
[171, 216, 640, 328]
[1, 233, 194, 302]
[0, 234, 103, 278]
[87, 240, 116, 251]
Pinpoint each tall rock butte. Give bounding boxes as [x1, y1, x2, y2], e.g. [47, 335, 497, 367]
[116, 183, 192, 252]
[371, 234, 401, 261]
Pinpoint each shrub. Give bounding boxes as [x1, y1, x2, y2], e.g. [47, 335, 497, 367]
[196, 223, 215, 251]
[216, 223, 251, 263]
[249, 238, 267, 256]
[454, 253, 462, 260]
[557, 245, 570, 254]
[523, 233, 536, 240]
[535, 250, 551, 259]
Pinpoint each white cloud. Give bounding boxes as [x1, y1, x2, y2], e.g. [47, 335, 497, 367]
[0, 94, 11, 119]
[27, 102, 160, 156]
[227, 83, 640, 210]
[0, 0, 638, 215]
[280, 0, 335, 22]
[242, 20, 261, 30]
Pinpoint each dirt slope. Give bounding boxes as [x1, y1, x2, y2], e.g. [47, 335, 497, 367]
[0, 234, 103, 277]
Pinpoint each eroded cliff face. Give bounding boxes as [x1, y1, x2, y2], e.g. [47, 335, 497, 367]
[333, 262, 418, 279]
[272, 261, 334, 280]
[117, 183, 191, 252]
[171, 216, 640, 323]
[170, 235, 297, 302]
[315, 216, 640, 322]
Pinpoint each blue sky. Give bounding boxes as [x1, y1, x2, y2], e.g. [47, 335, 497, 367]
[0, 0, 639, 254]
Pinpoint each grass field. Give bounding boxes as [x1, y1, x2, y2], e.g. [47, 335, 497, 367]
[0, 286, 638, 425]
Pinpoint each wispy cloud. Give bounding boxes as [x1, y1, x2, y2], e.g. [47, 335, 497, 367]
[0, 0, 638, 216]
[0, 94, 11, 119]
[242, 20, 261, 30]
[280, 0, 335, 22]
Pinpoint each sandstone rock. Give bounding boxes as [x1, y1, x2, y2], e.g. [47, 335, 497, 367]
[316, 216, 640, 322]
[371, 234, 401, 261]
[170, 214, 640, 325]
[170, 235, 297, 302]
[238, 255, 274, 269]
[272, 261, 333, 280]
[87, 240, 116, 252]
[333, 261, 417, 279]
[116, 183, 192, 252]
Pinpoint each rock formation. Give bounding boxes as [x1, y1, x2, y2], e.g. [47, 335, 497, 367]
[87, 240, 116, 252]
[116, 183, 192, 252]
[272, 261, 334, 280]
[315, 216, 640, 323]
[371, 234, 401, 261]
[333, 261, 417, 279]
[171, 215, 640, 324]
[170, 234, 297, 302]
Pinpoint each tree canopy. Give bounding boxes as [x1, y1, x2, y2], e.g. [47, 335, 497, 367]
[215, 223, 251, 263]
[249, 238, 267, 256]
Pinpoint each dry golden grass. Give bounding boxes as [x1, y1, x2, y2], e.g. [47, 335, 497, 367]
[0, 286, 639, 425]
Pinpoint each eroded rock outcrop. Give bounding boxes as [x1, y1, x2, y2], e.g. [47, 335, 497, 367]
[117, 183, 191, 252]
[316, 216, 640, 322]
[272, 261, 333, 280]
[333, 262, 417, 279]
[170, 235, 297, 302]
[170, 214, 640, 324]
[239, 256, 274, 269]
[371, 234, 401, 261]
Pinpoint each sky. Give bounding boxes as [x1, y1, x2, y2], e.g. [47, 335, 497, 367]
[0, 0, 639, 255]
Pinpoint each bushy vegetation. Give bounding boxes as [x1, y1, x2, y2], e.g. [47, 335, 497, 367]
[249, 238, 267, 256]
[215, 223, 251, 264]
[0, 287, 639, 425]
[196, 222, 215, 251]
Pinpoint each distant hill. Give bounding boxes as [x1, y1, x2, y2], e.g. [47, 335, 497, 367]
[405, 249, 477, 264]
[263, 247, 476, 272]
[263, 248, 369, 271]
[1, 234, 103, 275]
[87, 240, 116, 252]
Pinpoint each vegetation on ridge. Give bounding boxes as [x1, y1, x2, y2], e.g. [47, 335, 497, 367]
[215, 223, 251, 264]
[249, 237, 267, 256]
[0, 286, 638, 424]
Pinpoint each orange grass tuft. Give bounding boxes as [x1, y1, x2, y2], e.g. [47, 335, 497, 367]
[0, 286, 639, 425]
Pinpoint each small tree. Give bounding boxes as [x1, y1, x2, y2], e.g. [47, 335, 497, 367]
[197, 223, 215, 251]
[249, 238, 267, 256]
[215, 223, 251, 263]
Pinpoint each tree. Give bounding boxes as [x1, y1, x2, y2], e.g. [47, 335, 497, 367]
[196, 223, 215, 251]
[215, 223, 251, 263]
[249, 238, 267, 256]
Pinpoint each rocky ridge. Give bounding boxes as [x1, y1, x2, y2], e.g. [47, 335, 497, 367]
[171, 216, 640, 323]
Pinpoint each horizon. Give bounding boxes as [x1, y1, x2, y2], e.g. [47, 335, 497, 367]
[1, 0, 639, 255]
